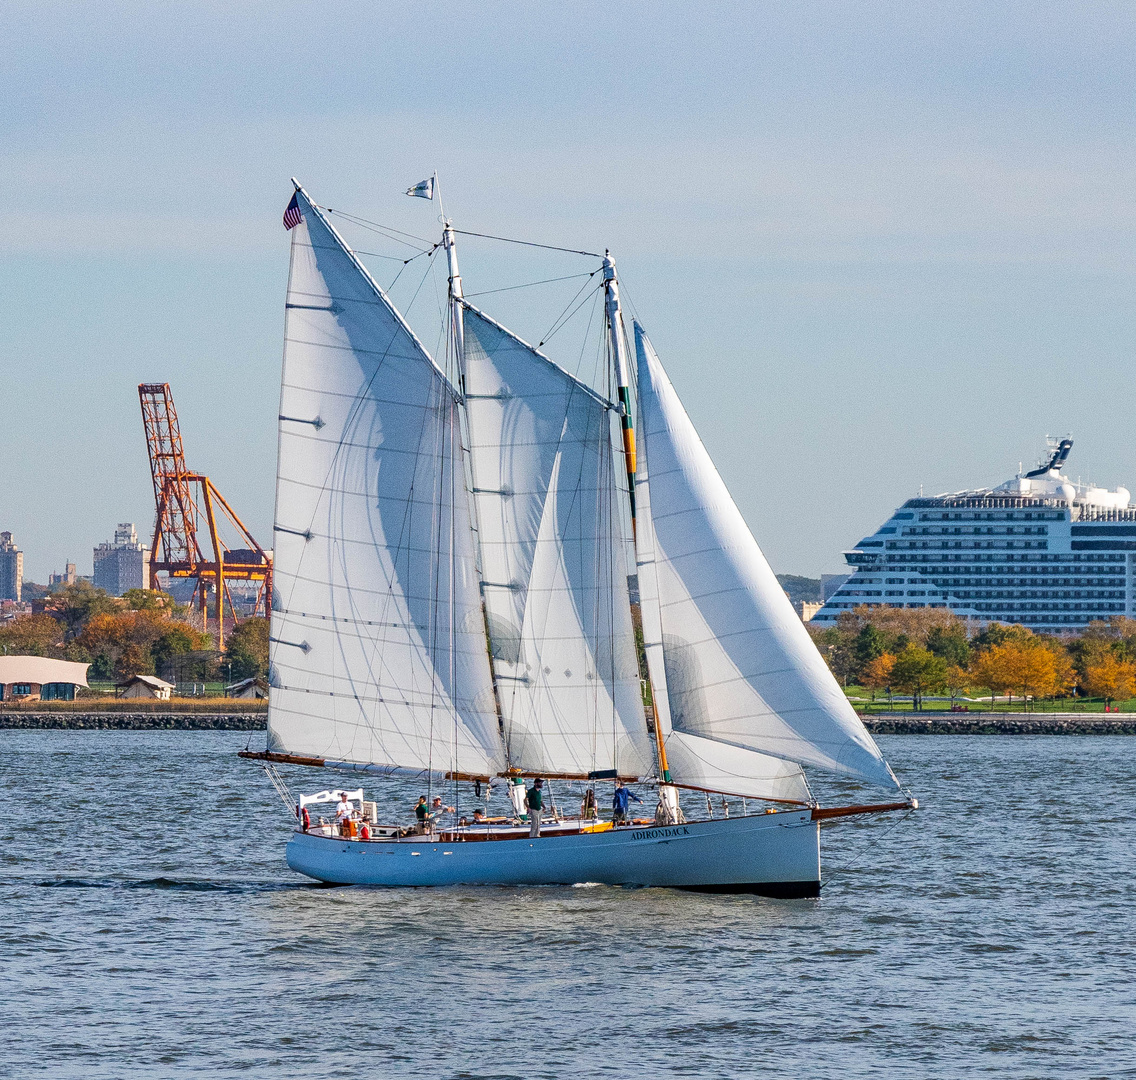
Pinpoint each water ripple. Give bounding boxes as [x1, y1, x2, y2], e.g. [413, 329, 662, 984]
[1, 729, 1133, 1079]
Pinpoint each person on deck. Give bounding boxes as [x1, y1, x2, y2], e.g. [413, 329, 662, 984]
[580, 789, 598, 820]
[335, 792, 353, 836]
[612, 780, 642, 825]
[430, 796, 456, 831]
[525, 779, 545, 838]
[414, 796, 430, 835]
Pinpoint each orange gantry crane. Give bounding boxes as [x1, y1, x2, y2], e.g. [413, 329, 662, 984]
[139, 383, 272, 648]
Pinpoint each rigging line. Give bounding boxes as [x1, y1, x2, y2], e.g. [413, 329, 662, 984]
[353, 249, 413, 264]
[819, 808, 916, 889]
[324, 208, 434, 250]
[538, 281, 604, 348]
[570, 287, 603, 387]
[385, 244, 441, 294]
[463, 271, 598, 299]
[402, 246, 441, 319]
[452, 228, 602, 259]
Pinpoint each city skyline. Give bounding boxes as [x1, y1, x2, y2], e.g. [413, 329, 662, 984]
[4, 2, 1136, 582]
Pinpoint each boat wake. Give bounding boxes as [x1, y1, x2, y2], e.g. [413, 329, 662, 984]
[29, 876, 308, 893]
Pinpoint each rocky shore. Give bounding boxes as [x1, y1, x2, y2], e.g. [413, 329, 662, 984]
[2, 711, 1132, 733]
[0, 713, 267, 730]
[862, 712, 1136, 735]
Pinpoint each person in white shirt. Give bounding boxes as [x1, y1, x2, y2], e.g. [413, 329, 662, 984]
[429, 795, 456, 831]
[335, 793, 353, 835]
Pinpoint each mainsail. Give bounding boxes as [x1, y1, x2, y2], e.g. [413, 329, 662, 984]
[267, 187, 504, 778]
[461, 304, 654, 778]
[633, 323, 898, 790]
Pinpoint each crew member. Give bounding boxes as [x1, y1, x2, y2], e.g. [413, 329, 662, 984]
[335, 792, 354, 836]
[430, 796, 456, 832]
[612, 780, 642, 825]
[525, 778, 545, 838]
[414, 796, 430, 834]
[580, 789, 598, 819]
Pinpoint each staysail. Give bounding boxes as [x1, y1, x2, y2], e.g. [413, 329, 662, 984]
[633, 323, 897, 789]
[267, 187, 505, 778]
[461, 303, 654, 778]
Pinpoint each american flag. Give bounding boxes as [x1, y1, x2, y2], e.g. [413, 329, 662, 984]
[283, 192, 303, 230]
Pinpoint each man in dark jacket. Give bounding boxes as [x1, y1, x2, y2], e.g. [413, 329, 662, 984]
[525, 778, 545, 837]
[612, 780, 642, 825]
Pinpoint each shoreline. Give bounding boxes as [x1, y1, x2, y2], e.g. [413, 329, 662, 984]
[0, 713, 267, 730]
[1, 711, 1134, 734]
[862, 712, 1136, 735]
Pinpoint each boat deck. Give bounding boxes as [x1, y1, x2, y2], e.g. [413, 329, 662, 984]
[305, 809, 803, 843]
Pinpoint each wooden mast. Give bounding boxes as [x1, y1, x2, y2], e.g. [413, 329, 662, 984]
[602, 254, 674, 794]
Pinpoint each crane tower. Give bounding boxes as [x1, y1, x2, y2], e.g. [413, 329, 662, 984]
[139, 383, 272, 647]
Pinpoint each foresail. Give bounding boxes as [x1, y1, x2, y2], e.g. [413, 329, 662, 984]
[268, 187, 504, 777]
[663, 733, 813, 803]
[461, 304, 654, 778]
[634, 324, 897, 789]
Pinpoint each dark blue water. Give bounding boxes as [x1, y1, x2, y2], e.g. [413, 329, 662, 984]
[1, 731, 1132, 1079]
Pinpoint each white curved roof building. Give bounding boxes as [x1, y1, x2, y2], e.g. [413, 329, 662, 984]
[0, 655, 90, 701]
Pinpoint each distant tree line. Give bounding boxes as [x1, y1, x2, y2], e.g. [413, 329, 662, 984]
[0, 581, 268, 685]
[809, 606, 1136, 709]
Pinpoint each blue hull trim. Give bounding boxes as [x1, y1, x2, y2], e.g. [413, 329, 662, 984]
[285, 810, 821, 892]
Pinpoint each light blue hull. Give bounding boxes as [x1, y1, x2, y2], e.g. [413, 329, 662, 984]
[286, 811, 822, 897]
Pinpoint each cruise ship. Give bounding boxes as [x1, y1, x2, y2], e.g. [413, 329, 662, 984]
[811, 439, 1136, 630]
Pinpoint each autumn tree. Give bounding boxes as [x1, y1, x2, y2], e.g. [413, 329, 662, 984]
[890, 645, 948, 710]
[1082, 655, 1136, 707]
[45, 581, 119, 642]
[849, 605, 964, 646]
[77, 610, 209, 680]
[945, 664, 971, 707]
[968, 635, 1072, 709]
[969, 643, 1011, 707]
[861, 652, 896, 704]
[0, 614, 64, 658]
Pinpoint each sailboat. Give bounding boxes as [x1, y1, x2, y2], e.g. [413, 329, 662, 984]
[241, 180, 915, 897]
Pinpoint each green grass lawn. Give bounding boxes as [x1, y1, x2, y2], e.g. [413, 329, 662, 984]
[843, 684, 1136, 713]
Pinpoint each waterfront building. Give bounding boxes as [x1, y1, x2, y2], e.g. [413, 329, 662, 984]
[116, 674, 174, 700]
[0, 532, 23, 602]
[812, 439, 1136, 631]
[93, 523, 147, 596]
[0, 656, 89, 701]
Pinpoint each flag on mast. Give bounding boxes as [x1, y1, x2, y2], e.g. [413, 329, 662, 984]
[405, 177, 434, 200]
[282, 193, 303, 230]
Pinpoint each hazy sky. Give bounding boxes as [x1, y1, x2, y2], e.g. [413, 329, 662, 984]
[3, 1, 1135, 582]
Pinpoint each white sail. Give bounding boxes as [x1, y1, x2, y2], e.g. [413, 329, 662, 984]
[662, 732, 813, 803]
[633, 323, 897, 788]
[267, 187, 505, 778]
[637, 448, 813, 802]
[461, 304, 654, 778]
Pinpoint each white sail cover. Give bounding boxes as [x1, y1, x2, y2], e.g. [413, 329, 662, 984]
[461, 304, 654, 778]
[267, 187, 505, 777]
[633, 324, 897, 789]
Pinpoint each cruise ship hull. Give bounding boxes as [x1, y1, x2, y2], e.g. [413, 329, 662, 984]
[285, 810, 822, 897]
